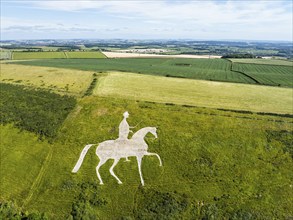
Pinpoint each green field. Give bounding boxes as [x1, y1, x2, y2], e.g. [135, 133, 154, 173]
[14, 58, 257, 84]
[1, 62, 293, 219]
[12, 51, 106, 60]
[14, 58, 293, 87]
[232, 63, 293, 87]
[230, 58, 293, 66]
[1, 92, 292, 219]
[66, 51, 107, 59]
[95, 71, 292, 114]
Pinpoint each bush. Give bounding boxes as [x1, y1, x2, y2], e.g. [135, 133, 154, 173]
[0, 201, 48, 219]
[0, 83, 76, 139]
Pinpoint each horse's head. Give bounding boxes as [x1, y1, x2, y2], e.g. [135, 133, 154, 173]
[150, 127, 158, 139]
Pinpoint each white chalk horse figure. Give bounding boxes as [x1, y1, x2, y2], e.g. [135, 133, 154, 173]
[72, 127, 162, 186]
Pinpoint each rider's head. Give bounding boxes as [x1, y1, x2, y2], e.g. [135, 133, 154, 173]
[123, 111, 129, 118]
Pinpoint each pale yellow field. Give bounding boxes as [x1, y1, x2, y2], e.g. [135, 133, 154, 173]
[94, 71, 293, 114]
[0, 63, 93, 96]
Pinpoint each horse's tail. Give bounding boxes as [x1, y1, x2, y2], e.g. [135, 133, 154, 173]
[72, 144, 94, 173]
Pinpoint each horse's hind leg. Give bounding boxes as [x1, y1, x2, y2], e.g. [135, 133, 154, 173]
[109, 159, 122, 184]
[136, 156, 144, 186]
[96, 157, 107, 185]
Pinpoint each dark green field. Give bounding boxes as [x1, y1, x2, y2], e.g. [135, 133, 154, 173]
[15, 58, 293, 87]
[232, 63, 293, 87]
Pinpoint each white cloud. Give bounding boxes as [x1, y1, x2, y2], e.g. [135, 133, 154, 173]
[1, 0, 292, 40]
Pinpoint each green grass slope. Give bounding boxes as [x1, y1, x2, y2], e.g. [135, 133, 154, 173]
[0, 124, 51, 207]
[2, 95, 291, 219]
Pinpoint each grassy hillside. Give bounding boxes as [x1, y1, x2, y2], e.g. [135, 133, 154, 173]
[1, 65, 292, 219]
[7, 96, 292, 219]
[14, 58, 293, 87]
[94, 71, 293, 114]
[0, 64, 93, 96]
[0, 124, 51, 206]
[12, 51, 106, 60]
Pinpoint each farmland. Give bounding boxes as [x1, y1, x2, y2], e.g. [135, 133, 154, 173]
[11, 51, 106, 60]
[94, 71, 293, 114]
[230, 58, 293, 66]
[232, 63, 293, 87]
[14, 58, 293, 87]
[13, 58, 256, 84]
[65, 51, 106, 59]
[1, 61, 292, 219]
[0, 63, 93, 96]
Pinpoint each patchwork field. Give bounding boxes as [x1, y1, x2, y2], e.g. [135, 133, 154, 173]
[232, 63, 293, 87]
[14, 58, 293, 87]
[94, 72, 293, 114]
[1, 63, 292, 219]
[12, 51, 106, 60]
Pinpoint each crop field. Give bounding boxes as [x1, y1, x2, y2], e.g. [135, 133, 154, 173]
[14, 58, 258, 84]
[232, 63, 293, 87]
[14, 58, 293, 87]
[12, 51, 67, 59]
[0, 64, 93, 96]
[12, 51, 106, 60]
[230, 58, 293, 66]
[66, 51, 107, 58]
[94, 72, 293, 114]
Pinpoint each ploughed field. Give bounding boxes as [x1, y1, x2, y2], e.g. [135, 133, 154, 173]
[15, 57, 293, 87]
[0, 62, 292, 219]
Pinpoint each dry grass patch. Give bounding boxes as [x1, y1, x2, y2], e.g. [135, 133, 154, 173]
[0, 63, 93, 96]
[93, 71, 293, 114]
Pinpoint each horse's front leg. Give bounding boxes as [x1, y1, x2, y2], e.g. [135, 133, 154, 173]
[145, 152, 162, 166]
[136, 156, 144, 186]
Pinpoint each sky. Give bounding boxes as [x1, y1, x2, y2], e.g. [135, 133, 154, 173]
[1, 0, 292, 41]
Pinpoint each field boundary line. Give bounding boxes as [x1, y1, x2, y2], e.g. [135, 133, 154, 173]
[22, 146, 53, 208]
[226, 59, 261, 84]
[64, 52, 68, 59]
